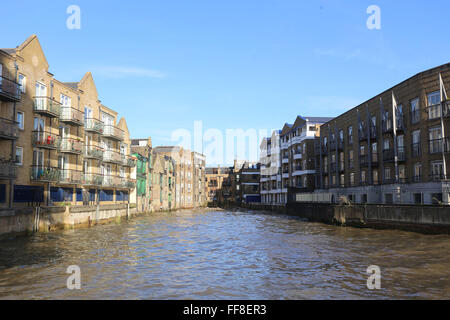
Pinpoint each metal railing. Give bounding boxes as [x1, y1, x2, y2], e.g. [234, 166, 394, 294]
[84, 145, 104, 160]
[83, 173, 104, 186]
[429, 138, 449, 154]
[102, 175, 123, 188]
[30, 166, 61, 182]
[0, 117, 19, 139]
[33, 96, 61, 117]
[84, 118, 104, 133]
[32, 131, 60, 149]
[427, 104, 442, 120]
[103, 150, 124, 164]
[0, 161, 17, 179]
[58, 169, 83, 184]
[59, 138, 83, 154]
[0, 75, 21, 101]
[102, 124, 124, 141]
[60, 107, 84, 125]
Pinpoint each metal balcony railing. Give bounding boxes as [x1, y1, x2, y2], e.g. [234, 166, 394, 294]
[122, 179, 136, 189]
[30, 166, 61, 182]
[0, 161, 17, 179]
[0, 117, 19, 140]
[84, 145, 104, 160]
[60, 107, 84, 126]
[84, 118, 104, 133]
[103, 150, 123, 164]
[83, 173, 103, 186]
[0, 76, 21, 102]
[58, 169, 83, 184]
[429, 173, 449, 182]
[33, 97, 61, 118]
[123, 156, 137, 167]
[32, 131, 60, 149]
[102, 175, 123, 188]
[59, 138, 83, 154]
[102, 124, 124, 141]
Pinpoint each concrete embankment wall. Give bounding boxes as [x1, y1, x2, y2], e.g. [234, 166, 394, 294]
[240, 203, 450, 234]
[0, 204, 138, 237]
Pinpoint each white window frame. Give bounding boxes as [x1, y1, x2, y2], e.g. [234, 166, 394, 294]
[16, 147, 23, 166]
[18, 74, 26, 93]
[16, 111, 24, 130]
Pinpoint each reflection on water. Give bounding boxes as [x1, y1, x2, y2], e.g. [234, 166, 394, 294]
[0, 209, 449, 300]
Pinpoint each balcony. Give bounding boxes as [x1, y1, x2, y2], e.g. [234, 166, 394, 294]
[85, 118, 104, 134]
[383, 149, 395, 162]
[33, 97, 61, 118]
[30, 166, 61, 182]
[32, 131, 60, 149]
[0, 161, 17, 179]
[122, 178, 136, 189]
[83, 173, 103, 186]
[411, 143, 421, 157]
[60, 107, 84, 126]
[102, 175, 123, 188]
[0, 117, 19, 140]
[103, 150, 123, 164]
[0, 76, 21, 102]
[123, 156, 137, 167]
[102, 125, 124, 141]
[84, 145, 104, 160]
[58, 169, 83, 185]
[443, 101, 450, 118]
[59, 138, 83, 154]
[429, 173, 449, 182]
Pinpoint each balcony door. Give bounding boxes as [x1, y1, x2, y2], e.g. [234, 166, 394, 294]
[59, 155, 68, 179]
[35, 82, 47, 110]
[32, 150, 44, 178]
[34, 116, 45, 142]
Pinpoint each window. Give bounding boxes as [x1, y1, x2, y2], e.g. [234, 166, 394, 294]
[361, 171, 366, 183]
[349, 150, 354, 169]
[429, 127, 442, 153]
[399, 165, 406, 181]
[348, 126, 353, 144]
[428, 91, 441, 120]
[15, 147, 23, 166]
[18, 74, 26, 93]
[414, 163, 422, 182]
[384, 167, 391, 181]
[340, 174, 345, 186]
[60, 94, 71, 107]
[383, 140, 390, 150]
[350, 173, 355, 186]
[16, 111, 24, 130]
[373, 170, 379, 184]
[411, 98, 420, 124]
[412, 130, 421, 157]
[431, 161, 444, 180]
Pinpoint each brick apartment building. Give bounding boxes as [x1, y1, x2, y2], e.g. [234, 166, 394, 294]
[316, 63, 450, 205]
[260, 116, 330, 205]
[205, 166, 233, 203]
[0, 35, 136, 208]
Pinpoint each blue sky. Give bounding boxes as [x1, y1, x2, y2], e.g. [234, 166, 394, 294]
[1, 0, 449, 165]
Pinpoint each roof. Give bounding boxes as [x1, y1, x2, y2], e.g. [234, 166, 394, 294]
[63, 82, 79, 89]
[303, 116, 334, 123]
[0, 48, 16, 55]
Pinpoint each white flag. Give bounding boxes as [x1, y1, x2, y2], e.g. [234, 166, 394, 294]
[440, 73, 448, 102]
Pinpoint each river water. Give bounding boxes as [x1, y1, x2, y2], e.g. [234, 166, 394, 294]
[0, 209, 449, 300]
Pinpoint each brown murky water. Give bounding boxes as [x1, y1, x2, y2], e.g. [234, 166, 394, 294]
[0, 209, 449, 299]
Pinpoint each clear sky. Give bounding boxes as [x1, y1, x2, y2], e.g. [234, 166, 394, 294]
[1, 0, 449, 165]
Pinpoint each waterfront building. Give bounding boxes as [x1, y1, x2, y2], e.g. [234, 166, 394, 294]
[193, 152, 207, 207]
[260, 130, 282, 205]
[205, 166, 233, 204]
[153, 146, 207, 209]
[279, 116, 332, 204]
[130, 137, 152, 212]
[150, 152, 175, 211]
[0, 35, 136, 208]
[316, 63, 450, 205]
[236, 161, 261, 204]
